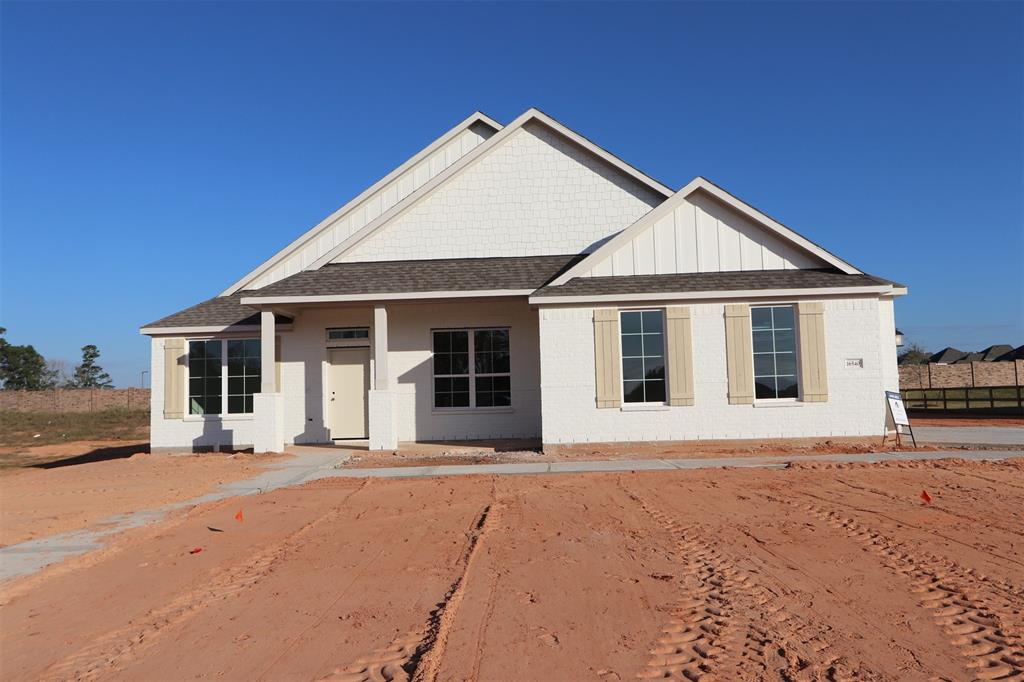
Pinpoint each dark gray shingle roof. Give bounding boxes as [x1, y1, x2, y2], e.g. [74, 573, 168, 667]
[247, 254, 582, 298]
[143, 255, 581, 329]
[142, 292, 264, 330]
[532, 268, 902, 298]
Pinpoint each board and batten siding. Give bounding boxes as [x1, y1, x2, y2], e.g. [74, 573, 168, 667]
[587, 191, 824, 278]
[246, 122, 497, 290]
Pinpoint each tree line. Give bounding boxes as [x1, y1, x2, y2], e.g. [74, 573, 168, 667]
[0, 328, 113, 390]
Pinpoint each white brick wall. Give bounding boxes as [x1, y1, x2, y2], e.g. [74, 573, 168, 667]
[538, 296, 897, 444]
[337, 121, 663, 263]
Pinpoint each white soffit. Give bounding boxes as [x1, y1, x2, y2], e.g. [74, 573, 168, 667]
[220, 111, 504, 296]
[307, 107, 676, 269]
[550, 177, 863, 286]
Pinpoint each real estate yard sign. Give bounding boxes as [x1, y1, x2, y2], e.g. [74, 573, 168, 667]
[885, 390, 916, 446]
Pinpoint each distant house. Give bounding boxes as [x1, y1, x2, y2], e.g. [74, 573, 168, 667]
[140, 108, 907, 453]
[997, 345, 1024, 362]
[930, 347, 968, 364]
[979, 344, 1015, 362]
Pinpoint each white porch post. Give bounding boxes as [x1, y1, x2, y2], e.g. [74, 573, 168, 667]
[253, 309, 284, 453]
[368, 305, 397, 450]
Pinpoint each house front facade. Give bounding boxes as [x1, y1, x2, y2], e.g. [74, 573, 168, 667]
[141, 108, 906, 453]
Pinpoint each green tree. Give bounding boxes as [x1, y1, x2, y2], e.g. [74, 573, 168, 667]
[0, 328, 58, 390]
[898, 342, 930, 365]
[69, 344, 113, 388]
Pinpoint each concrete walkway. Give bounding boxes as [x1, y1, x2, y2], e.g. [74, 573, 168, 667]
[2, 447, 1020, 584]
[913, 425, 1024, 447]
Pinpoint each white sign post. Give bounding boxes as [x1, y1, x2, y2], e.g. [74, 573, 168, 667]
[884, 390, 916, 446]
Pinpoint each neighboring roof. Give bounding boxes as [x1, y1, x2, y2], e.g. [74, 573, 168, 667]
[141, 293, 292, 332]
[980, 344, 1014, 361]
[221, 111, 504, 296]
[549, 177, 864, 285]
[997, 345, 1024, 361]
[241, 255, 582, 303]
[531, 268, 903, 302]
[930, 347, 967, 364]
[307, 108, 675, 270]
[954, 352, 985, 364]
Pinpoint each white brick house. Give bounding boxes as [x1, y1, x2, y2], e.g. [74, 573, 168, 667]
[141, 108, 905, 452]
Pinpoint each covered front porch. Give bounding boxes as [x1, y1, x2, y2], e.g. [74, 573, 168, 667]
[247, 295, 543, 453]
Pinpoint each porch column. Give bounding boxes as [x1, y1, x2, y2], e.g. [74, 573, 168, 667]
[368, 305, 397, 450]
[253, 309, 284, 453]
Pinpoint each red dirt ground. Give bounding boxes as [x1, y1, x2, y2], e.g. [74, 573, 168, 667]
[2, 456, 1021, 681]
[0, 448, 287, 547]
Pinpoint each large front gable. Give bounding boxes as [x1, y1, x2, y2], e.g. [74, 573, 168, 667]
[333, 117, 668, 263]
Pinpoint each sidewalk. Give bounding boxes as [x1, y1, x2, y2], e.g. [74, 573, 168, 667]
[1, 447, 1020, 583]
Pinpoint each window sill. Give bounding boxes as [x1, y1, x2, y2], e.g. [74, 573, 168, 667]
[431, 407, 515, 415]
[184, 414, 255, 422]
[620, 403, 670, 412]
[752, 400, 803, 408]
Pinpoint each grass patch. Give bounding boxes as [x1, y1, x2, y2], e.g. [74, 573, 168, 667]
[0, 409, 149, 449]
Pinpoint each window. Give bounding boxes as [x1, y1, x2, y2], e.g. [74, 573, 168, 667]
[227, 340, 261, 414]
[327, 328, 369, 341]
[432, 328, 510, 409]
[189, 340, 222, 415]
[620, 310, 666, 403]
[188, 339, 261, 415]
[752, 305, 798, 399]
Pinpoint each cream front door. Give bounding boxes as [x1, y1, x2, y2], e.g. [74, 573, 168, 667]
[327, 348, 370, 439]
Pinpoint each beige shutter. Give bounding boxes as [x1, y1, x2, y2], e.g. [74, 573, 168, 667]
[163, 338, 186, 419]
[666, 306, 694, 406]
[798, 302, 828, 402]
[593, 308, 621, 408]
[725, 304, 754, 405]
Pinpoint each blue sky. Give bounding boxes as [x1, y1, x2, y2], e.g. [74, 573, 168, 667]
[2, 1, 1021, 386]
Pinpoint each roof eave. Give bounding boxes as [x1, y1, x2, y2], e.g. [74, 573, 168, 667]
[529, 284, 897, 306]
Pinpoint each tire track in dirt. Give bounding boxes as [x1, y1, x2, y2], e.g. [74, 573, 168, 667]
[320, 499, 500, 682]
[789, 497, 1024, 681]
[42, 482, 370, 681]
[624, 487, 869, 681]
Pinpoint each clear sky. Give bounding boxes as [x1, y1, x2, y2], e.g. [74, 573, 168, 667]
[2, 1, 1022, 387]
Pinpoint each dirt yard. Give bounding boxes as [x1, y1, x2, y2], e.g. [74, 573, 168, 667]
[0, 449, 287, 546]
[2, 457, 1021, 681]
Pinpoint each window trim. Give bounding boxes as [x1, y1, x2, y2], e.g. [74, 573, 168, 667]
[430, 326, 512, 411]
[618, 308, 668, 406]
[185, 337, 261, 417]
[749, 303, 801, 403]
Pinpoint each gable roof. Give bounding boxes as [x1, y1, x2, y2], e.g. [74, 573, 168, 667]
[930, 347, 967, 364]
[548, 177, 863, 286]
[530, 269, 903, 303]
[306, 108, 675, 269]
[220, 111, 504, 296]
[240, 254, 582, 304]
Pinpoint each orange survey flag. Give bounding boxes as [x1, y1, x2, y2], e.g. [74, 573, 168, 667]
[235, 509, 244, 522]
[920, 490, 932, 504]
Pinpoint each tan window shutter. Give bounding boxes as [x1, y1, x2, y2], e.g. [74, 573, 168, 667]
[666, 306, 694, 406]
[593, 308, 621, 408]
[725, 304, 754, 405]
[163, 338, 186, 419]
[798, 302, 829, 402]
